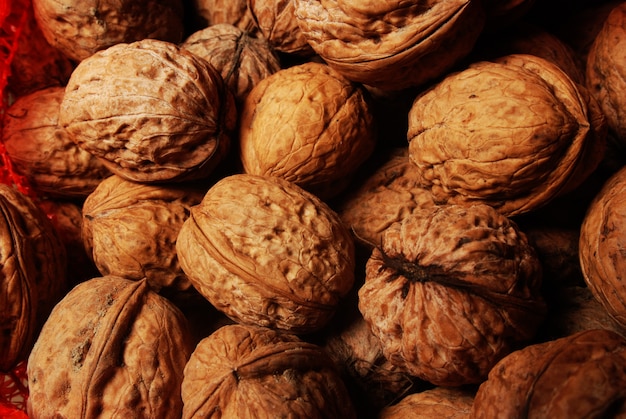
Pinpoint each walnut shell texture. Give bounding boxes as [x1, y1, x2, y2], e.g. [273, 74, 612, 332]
[294, 0, 486, 90]
[182, 323, 357, 419]
[59, 39, 237, 184]
[82, 174, 205, 294]
[27, 276, 194, 418]
[379, 387, 475, 419]
[358, 203, 545, 386]
[250, 0, 314, 56]
[580, 165, 626, 328]
[0, 184, 67, 371]
[182, 23, 281, 107]
[407, 53, 606, 217]
[470, 329, 626, 418]
[239, 62, 377, 200]
[2, 87, 111, 199]
[176, 173, 355, 334]
[32, 0, 185, 62]
[189, 0, 258, 32]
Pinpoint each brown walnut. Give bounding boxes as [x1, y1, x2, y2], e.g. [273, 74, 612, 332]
[176, 173, 355, 334]
[470, 329, 626, 418]
[294, 0, 486, 90]
[239, 61, 377, 200]
[407, 53, 607, 217]
[181, 323, 357, 418]
[379, 387, 475, 419]
[32, 0, 185, 62]
[27, 275, 194, 418]
[358, 203, 545, 386]
[189, 0, 258, 32]
[2, 86, 111, 199]
[59, 39, 237, 184]
[0, 184, 67, 372]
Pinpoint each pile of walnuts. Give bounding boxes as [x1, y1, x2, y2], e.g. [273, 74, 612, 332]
[3, 0, 626, 417]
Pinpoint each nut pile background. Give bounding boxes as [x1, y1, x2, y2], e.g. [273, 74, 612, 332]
[2, 0, 626, 417]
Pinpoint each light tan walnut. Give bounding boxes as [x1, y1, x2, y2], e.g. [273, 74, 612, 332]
[239, 62, 376, 200]
[59, 39, 237, 184]
[176, 173, 355, 334]
[407, 53, 607, 217]
[358, 203, 545, 386]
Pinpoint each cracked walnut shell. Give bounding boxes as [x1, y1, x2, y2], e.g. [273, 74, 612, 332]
[176, 173, 355, 334]
[358, 203, 545, 386]
[59, 39, 237, 184]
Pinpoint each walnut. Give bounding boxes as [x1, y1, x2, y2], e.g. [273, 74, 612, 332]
[59, 39, 237, 184]
[337, 147, 436, 248]
[470, 329, 626, 418]
[26, 275, 194, 418]
[176, 173, 355, 334]
[379, 387, 475, 419]
[239, 62, 377, 200]
[181, 323, 357, 418]
[586, 2, 626, 144]
[249, 0, 314, 56]
[358, 203, 545, 386]
[32, 0, 185, 62]
[182, 23, 281, 107]
[2, 87, 111, 199]
[82, 174, 205, 295]
[407, 53, 607, 217]
[0, 184, 67, 372]
[294, 0, 486, 91]
[189, 0, 258, 32]
[579, 165, 626, 328]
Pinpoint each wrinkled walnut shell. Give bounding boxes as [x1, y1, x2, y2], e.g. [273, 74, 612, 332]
[27, 276, 194, 418]
[470, 329, 626, 418]
[358, 203, 545, 386]
[59, 39, 237, 184]
[379, 387, 475, 419]
[176, 173, 355, 334]
[182, 323, 356, 418]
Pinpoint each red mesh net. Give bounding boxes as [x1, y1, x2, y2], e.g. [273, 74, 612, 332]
[0, 0, 32, 415]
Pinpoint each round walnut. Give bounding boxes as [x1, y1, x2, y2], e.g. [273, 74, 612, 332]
[580, 165, 626, 328]
[182, 23, 282, 107]
[2, 86, 111, 199]
[176, 173, 355, 334]
[379, 387, 475, 419]
[82, 174, 205, 295]
[470, 329, 626, 418]
[32, 0, 185, 62]
[294, 0, 486, 91]
[0, 184, 67, 372]
[27, 276, 194, 418]
[239, 61, 377, 200]
[337, 147, 436, 249]
[407, 53, 607, 217]
[586, 2, 626, 145]
[358, 203, 545, 386]
[182, 323, 357, 418]
[59, 39, 237, 184]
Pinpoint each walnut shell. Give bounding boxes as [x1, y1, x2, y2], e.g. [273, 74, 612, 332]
[82, 174, 205, 294]
[250, 0, 314, 56]
[189, 0, 258, 32]
[27, 276, 194, 418]
[239, 62, 377, 200]
[407, 53, 607, 217]
[579, 165, 626, 328]
[294, 0, 486, 90]
[586, 2, 626, 144]
[0, 184, 67, 371]
[358, 203, 545, 386]
[59, 39, 237, 184]
[2, 87, 111, 199]
[32, 0, 185, 62]
[379, 387, 475, 419]
[182, 23, 281, 107]
[470, 329, 626, 418]
[176, 173, 355, 334]
[337, 147, 436, 248]
[181, 323, 357, 418]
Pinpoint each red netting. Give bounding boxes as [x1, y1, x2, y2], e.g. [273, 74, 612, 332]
[0, 0, 32, 415]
